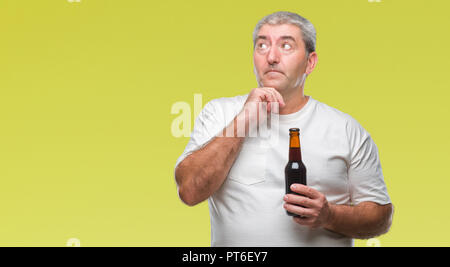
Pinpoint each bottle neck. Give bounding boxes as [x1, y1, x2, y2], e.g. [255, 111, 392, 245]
[289, 133, 302, 161]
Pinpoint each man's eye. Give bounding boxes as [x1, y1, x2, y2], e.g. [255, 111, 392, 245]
[282, 43, 292, 50]
[259, 43, 268, 49]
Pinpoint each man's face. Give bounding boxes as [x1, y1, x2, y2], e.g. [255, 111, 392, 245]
[253, 24, 310, 92]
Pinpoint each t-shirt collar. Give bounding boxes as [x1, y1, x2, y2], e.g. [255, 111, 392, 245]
[278, 95, 315, 123]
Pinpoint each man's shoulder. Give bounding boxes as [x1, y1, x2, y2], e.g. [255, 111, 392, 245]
[313, 98, 354, 122]
[312, 97, 366, 134]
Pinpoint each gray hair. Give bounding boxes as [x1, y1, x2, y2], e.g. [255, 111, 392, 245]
[253, 11, 316, 56]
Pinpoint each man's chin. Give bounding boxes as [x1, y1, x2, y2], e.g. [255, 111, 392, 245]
[261, 81, 287, 91]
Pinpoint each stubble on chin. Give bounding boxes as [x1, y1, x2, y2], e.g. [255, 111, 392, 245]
[254, 70, 287, 91]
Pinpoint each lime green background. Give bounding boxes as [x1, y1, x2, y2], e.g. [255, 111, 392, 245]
[0, 0, 449, 247]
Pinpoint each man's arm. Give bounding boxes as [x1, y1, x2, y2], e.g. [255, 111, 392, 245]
[175, 87, 285, 206]
[325, 201, 393, 239]
[284, 184, 393, 239]
[175, 114, 245, 206]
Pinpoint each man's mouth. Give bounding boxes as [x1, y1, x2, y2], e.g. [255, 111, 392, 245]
[266, 70, 284, 74]
[265, 70, 284, 75]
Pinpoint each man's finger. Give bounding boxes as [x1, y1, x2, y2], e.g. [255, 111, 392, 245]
[263, 88, 284, 108]
[260, 91, 275, 113]
[293, 216, 315, 227]
[258, 91, 274, 104]
[264, 87, 285, 107]
[290, 184, 321, 199]
[262, 87, 277, 103]
[284, 194, 316, 208]
[262, 95, 272, 113]
[262, 88, 283, 114]
[283, 203, 314, 218]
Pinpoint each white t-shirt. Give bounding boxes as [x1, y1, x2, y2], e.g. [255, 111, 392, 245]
[174, 94, 391, 247]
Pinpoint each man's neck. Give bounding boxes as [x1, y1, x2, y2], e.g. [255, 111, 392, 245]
[279, 87, 309, 115]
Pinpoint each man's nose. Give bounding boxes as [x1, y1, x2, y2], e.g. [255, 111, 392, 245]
[267, 46, 280, 65]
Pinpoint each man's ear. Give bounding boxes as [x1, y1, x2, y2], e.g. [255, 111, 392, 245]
[306, 51, 318, 75]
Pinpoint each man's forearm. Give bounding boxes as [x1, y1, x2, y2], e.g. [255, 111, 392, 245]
[175, 114, 246, 206]
[324, 202, 393, 239]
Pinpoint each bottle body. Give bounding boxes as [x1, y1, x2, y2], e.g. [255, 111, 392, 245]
[285, 128, 307, 217]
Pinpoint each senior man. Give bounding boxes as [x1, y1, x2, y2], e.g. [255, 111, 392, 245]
[174, 11, 393, 247]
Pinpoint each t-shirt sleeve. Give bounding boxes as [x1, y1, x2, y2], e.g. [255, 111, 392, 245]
[174, 99, 225, 173]
[346, 116, 391, 205]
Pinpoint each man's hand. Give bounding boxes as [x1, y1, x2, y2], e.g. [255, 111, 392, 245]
[283, 184, 333, 229]
[241, 87, 285, 121]
[283, 183, 394, 239]
[244, 87, 285, 112]
[234, 87, 285, 137]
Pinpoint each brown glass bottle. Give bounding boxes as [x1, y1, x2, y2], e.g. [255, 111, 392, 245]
[285, 128, 307, 217]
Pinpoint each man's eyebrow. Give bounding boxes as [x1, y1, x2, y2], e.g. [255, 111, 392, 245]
[280, 35, 296, 42]
[255, 35, 296, 42]
[255, 35, 268, 41]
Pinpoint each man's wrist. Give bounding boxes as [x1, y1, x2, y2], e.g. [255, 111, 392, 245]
[323, 203, 336, 230]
